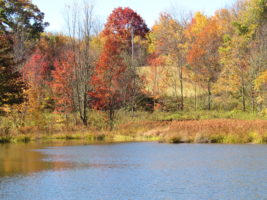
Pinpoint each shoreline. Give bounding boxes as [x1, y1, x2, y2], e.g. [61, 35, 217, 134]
[1, 118, 267, 145]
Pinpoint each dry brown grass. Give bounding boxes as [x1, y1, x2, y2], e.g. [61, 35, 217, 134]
[142, 119, 267, 144]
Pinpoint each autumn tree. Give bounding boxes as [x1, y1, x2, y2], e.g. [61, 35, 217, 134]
[215, 0, 267, 111]
[187, 13, 223, 110]
[103, 7, 149, 113]
[149, 13, 189, 110]
[246, 0, 267, 111]
[22, 48, 50, 123]
[22, 34, 68, 115]
[211, 9, 240, 110]
[185, 12, 208, 110]
[92, 7, 149, 124]
[216, 25, 251, 111]
[52, 51, 75, 113]
[255, 70, 267, 110]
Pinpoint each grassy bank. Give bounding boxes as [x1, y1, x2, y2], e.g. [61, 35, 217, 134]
[0, 130, 160, 144]
[0, 110, 267, 144]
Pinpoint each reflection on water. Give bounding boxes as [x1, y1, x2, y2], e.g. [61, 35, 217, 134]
[0, 143, 53, 177]
[1, 142, 267, 200]
[0, 141, 122, 177]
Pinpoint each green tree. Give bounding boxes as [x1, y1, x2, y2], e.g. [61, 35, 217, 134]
[0, 0, 48, 63]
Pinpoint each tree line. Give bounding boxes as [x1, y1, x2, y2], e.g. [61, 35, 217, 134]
[0, 0, 267, 128]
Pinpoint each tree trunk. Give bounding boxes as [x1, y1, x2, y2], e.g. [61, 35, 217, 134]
[241, 76, 246, 112]
[82, 117, 87, 126]
[207, 80, 212, 110]
[251, 88, 255, 113]
[179, 65, 184, 111]
[109, 107, 115, 131]
[82, 92, 88, 126]
[131, 26, 136, 117]
[194, 82, 197, 111]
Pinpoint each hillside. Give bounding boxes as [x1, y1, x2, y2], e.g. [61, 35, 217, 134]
[138, 65, 204, 98]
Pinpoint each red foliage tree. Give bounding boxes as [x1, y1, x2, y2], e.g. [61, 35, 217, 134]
[23, 48, 50, 86]
[22, 35, 68, 112]
[91, 7, 149, 122]
[22, 48, 50, 115]
[51, 51, 75, 113]
[103, 7, 149, 40]
[91, 36, 125, 116]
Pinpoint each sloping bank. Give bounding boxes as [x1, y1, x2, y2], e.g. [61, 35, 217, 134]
[1, 119, 267, 144]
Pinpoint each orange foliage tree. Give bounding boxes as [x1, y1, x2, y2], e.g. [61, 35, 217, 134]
[187, 14, 223, 110]
[148, 13, 189, 110]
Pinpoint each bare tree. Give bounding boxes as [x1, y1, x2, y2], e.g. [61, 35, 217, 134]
[65, 0, 98, 125]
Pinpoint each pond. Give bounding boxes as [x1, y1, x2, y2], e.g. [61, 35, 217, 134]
[1, 142, 267, 200]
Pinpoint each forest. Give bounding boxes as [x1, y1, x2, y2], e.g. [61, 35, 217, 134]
[0, 0, 267, 143]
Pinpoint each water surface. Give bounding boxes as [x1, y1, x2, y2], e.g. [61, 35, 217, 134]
[1, 142, 267, 200]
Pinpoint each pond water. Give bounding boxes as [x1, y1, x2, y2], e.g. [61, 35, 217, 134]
[1, 142, 267, 200]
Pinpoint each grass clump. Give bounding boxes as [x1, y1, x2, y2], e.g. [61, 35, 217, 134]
[168, 136, 183, 144]
[15, 135, 32, 143]
[93, 134, 106, 141]
[210, 135, 225, 143]
[0, 136, 12, 143]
